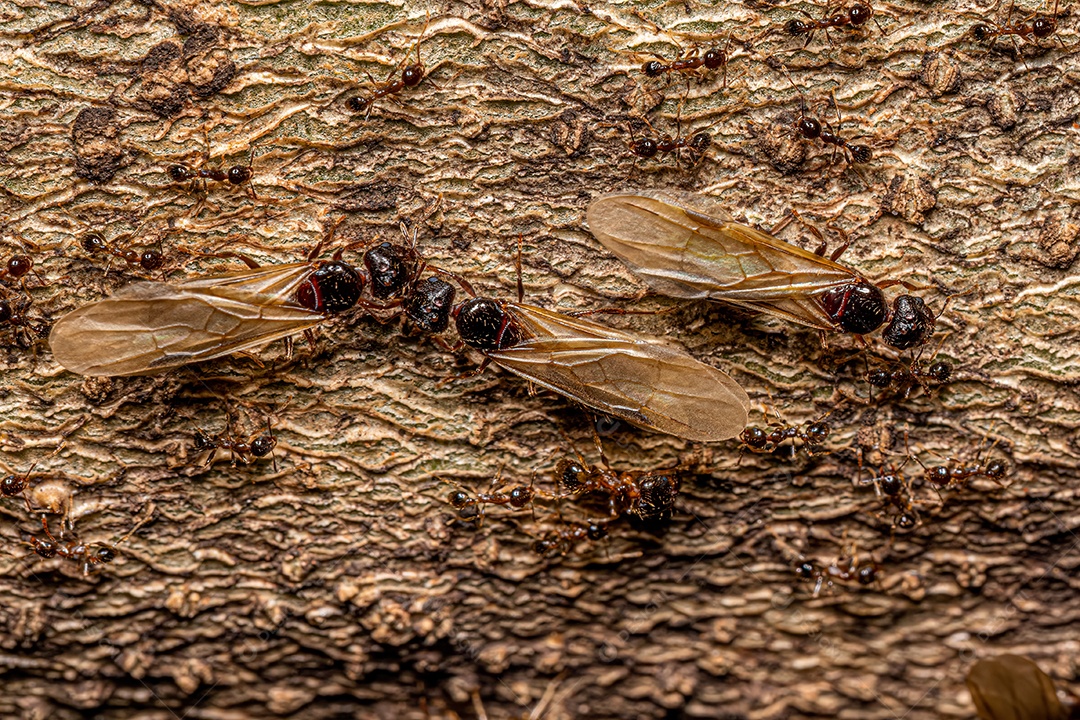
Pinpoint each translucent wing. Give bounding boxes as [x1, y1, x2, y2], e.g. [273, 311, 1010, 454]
[486, 303, 749, 442]
[49, 263, 324, 377]
[586, 190, 870, 329]
[966, 655, 1067, 720]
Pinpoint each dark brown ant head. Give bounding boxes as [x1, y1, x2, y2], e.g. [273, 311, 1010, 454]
[857, 564, 877, 585]
[848, 3, 873, 26]
[227, 166, 252, 185]
[168, 164, 191, 182]
[33, 538, 58, 559]
[795, 561, 815, 580]
[630, 137, 659, 159]
[883, 295, 935, 350]
[821, 280, 888, 335]
[984, 459, 1008, 481]
[454, 297, 522, 352]
[296, 261, 365, 313]
[786, 18, 811, 36]
[848, 144, 873, 163]
[447, 489, 471, 509]
[1032, 15, 1057, 38]
[533, 538, 558, 556]
[0, 301, 12, 325]
[925, 464, 950, 486]
[1, 473, 27, 497]
[250, 434, 276, 458]
[642, 60, 664, 77]
[879, 473, 902, 496]
[740, 426, 769, 449]
[140, 250, 165, 271]
[586, 523, 608, 541]
[896, 512, 918, 530]
[635, 474, 680, 519]
[363, 242, 411, 300]
[346, 96, 371, 113]
[867, 369, 892, 388]
[508, 486, 533, 509]
[689, 132, 711, 154]
[971, 23, 993, 42]
[556, 458, 588, 492]
[93, 546, 117, 564]
[703, 48, 725, 69]
[797, 116, 822, 140]
[927, 361, 952, 383]
[7, 256, 32, 278]
[404, 277, 456, 334]
[805, 421, 830, 445]
[401, 64, 424, 87]
[81, 233, 108, 254]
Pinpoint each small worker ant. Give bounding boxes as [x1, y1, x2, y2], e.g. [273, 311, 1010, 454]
[915, 454, 1010, 495]
[192, 415, 278, 469]
[866, 358, 952, 398]
[1, 463, 35, 512]
[553, 431, 682, 523]
[794, 548, 881, 597]
[785, 2, 885, 47]
[532, 519, 611, 557]
[446, 470, 537, 524]
[23, 515, 130, 575]
[970, 0, 1064, 53]
[0, 252, 36, 288]
[346, 15, 433, 118]
[167, 145, 257, 199]
[80, 233, 165, 274]
[739, 406, 833, 459]
[640, 36, 733, 87]
[626, 114, 712, 167]
[0, 293, 51, 347]
[858, 457, 921, 530]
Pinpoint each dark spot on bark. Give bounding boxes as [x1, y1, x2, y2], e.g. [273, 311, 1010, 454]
[333, 182, 402, 213]
[186, 48, 237, 98]
[882, 173, 937, 225]
[1037, 218, 1079, 268]
[182, 24, 221, 57]
[80, 376, 114, 405]
[141, 41, 182, 73]
[986, 87, 1021, 130]
[71, 106, 124, 184]
[755, 112, 807, 174]
[139, 42, 189, 117]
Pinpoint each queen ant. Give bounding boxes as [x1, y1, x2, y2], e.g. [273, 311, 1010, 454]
[553, 431, 681, 523]
[346, 15, 433, 118]
[446, 470, 537, 524]
[192, 414, 278, 469]
[970, 0, 1064, 53]
[23, 515, 127, 575]
[785, 2, 886, 47]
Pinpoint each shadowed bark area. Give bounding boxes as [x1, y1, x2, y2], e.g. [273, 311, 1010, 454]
[1, 0, 1079, 718]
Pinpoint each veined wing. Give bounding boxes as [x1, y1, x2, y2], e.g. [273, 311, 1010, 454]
[49, 264, 323, 377]
[486, 303, 749, 443]
[586, 190, 867, 329]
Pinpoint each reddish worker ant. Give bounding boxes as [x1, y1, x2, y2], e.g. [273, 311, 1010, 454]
[794, 547, 881, 597]
[23, 515, 124, 575]
[785, 2, 885, 47]
[739, 405, 833, 459]
[970, 0, 1064, 53]
[80, 233, 165, 274]
[551, 429, 682, 523]
[1, 463, 35, 512]
[859, 458, 921, 530]
[532, 519, 611, 557]
[193, 415, 278, 469]
[0, 293, 51, 347]
[446, 470, 537, 524]
[627, 117, 712, 167]
[347, 15, 433, 118]
[0, 252, 35, 288]
[167, 146, 257, 199]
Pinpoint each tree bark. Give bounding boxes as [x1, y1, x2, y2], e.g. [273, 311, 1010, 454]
[2, 1, 1079, 718]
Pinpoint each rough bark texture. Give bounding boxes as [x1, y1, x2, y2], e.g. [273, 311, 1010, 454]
[1, 0, 1079, 718]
